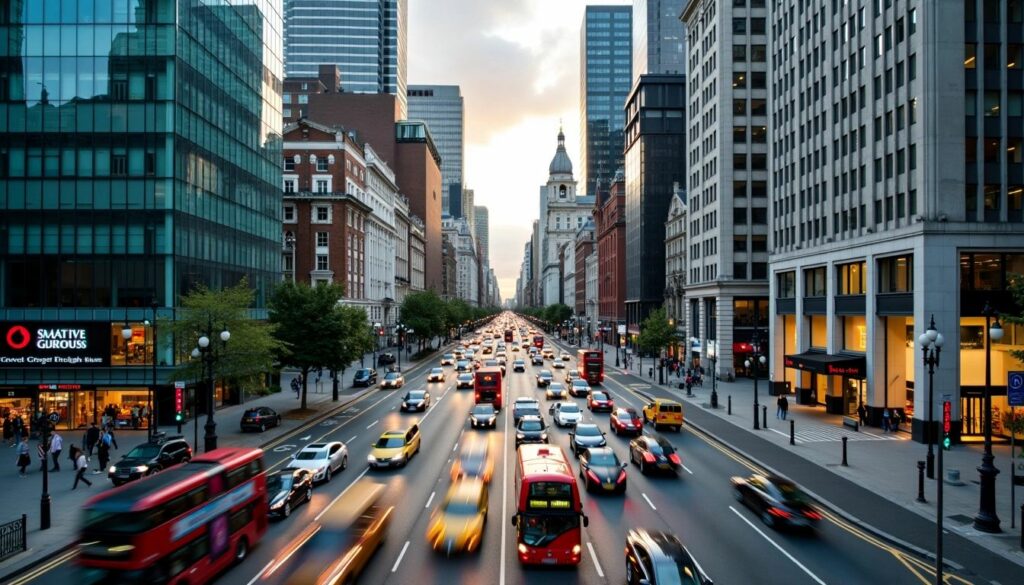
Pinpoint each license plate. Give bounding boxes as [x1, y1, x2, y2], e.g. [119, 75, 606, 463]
[118, 472, 130, 477]
[602, 483, 615, 490]
[541, 558, 558, 565]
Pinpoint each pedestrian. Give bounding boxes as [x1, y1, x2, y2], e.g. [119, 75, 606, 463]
[891, 409, 901, 431]
[131, 405, 139, 429]
[96, 427, 113, 474]
[85, 422, 100, 458]
[72, 446, 92, 490]
[780, 395, 789, 420]
[16, 440, 30, 476]
[648, 367, 654, 379]
[882, 408, 891, 432]
[291, 376, 301, 398]
[37, 440, 47, 472]
[857, 403, 868, 426]
[777, 395, 785, 419]
[49, 430, 63, 471]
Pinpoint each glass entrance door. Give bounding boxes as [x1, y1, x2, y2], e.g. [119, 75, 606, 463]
[844, 378, 864, 416]
[962, 395, 983, 436]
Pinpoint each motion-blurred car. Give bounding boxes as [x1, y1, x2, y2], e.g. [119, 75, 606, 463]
[450, 437, 494, 482]
[642, 399, 684, 432]
[456, 359, 472, 373]
[531, 354, 544, 366]
[625, 528, 713, 585]
[564, 370, 580, 384]
[367, 424, 421, 468]
[545, 382, 568, 400]
[730, 474, 822, 529]
[377, 352, 396, 366]
[380, 371, 405, 389]
[568, 423, 607, 456]
[610, 407, 644, 436]
[569, 379, 591, 397]
[456, 373, 475, 389]
[552, 359, 566, 370]
[560, 352, 572, 361]
[267, 468, 313, 519]
[629, 434, 681, 475]
[536, 369, 553, 387]
[587, 391, 614, 412]
[240, 407, 282, 432]
[550, 401, 582, 427]
[426, 478, 489, 555]
[440, 353, 455, 366]
[512, 359, 526, 372]
[287, 441, 348, 483]
[400, 390, 431, 412]
[579, 447, 627, 494]
[515, 415, 549, 447]
[427, 368, 446, 382]
[512, 397, 541, 424]
[353, 368, 378, 387]
[468, 403, 497, 429]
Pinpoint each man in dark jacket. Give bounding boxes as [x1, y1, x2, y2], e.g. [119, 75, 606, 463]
[84, 422, 100, 458]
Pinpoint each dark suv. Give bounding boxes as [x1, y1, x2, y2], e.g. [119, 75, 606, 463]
[108, 435, 192, 486]
[240, 406, 282, 432]
[625, 528, 713, 584]
[377, 352, 396, 366]
[353, 368, 378, 387]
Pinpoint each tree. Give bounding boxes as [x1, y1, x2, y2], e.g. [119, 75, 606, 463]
[444, 299, 471, 340]
[268, 281, 349, 410]
[168, 279, 279, 399]
[325, 304, 374, 400]
[638, 308, 674, 378]
[543, 304, 573, 331]
[400, 291, 446, 349]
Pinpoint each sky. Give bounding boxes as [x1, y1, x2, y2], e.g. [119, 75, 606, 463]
[408, 0, 631, 304]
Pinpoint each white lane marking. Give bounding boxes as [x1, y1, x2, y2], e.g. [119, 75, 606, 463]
[452, 441, 459, 452]
[391, 540, 411, 573]
[681, 463, 694, 475]
[425, 491, 436, 509]
[641, 493, 657, 510]
[246, 561, 275, 585]
[299, 435, 311, 441]
[587, 542, 605, 578]
[729, 506, 827, 585]
[500, 396, 510, 585]
[366, 419, 378, 429]
[314, 468, 368, 522]
[348, 435, 357, 444]
[769, 428, 790, 440]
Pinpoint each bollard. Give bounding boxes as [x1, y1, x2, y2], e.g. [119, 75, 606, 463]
[916, 461, 927, 503]
[841, 436, 849, 466]
[728, 395, 732, 415]
[790, 419, 795, 445]
[762, 405, 768, 429]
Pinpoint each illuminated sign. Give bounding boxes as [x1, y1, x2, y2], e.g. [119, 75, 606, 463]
[36, 384, 89, 391]
[527, 499, 571, 510]
[826, 364, 863, 376]
[942, 400, 952, 450]
[1, 322, 111, 368]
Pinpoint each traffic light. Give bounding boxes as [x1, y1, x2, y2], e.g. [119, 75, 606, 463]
[942, 400, 952, 450]
[175, 386, 185, 422]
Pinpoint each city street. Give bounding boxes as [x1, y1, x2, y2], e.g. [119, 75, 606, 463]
[13, 330, 992, 585]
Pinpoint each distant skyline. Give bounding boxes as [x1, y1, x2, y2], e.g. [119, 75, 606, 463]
[408, 0, 632, 303]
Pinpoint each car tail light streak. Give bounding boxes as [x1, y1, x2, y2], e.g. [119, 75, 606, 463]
[768, 507, 792, 519]
[616, 469, 627, 483]
[804, 509, 822, 520]
[668, 453, 681, 466]
[586, 470, 601, 484]
[642, 453, 656, 463]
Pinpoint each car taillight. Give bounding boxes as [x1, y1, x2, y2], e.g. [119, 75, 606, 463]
[668, 454, 681, 466]
[642, 453, 656, 463]
[768, 507, 792, 519]
[616, 469, 627, 483]
[804, 509, 822, 520]
[633, 419, 642, 428]
[586, 470, 601, 484]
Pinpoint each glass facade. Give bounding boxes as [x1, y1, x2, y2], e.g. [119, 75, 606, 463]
[580, 4, 632, 196]
[284, 0, 407, 116]
[408, 85, 463, 216]
[632, 0, 685, 80]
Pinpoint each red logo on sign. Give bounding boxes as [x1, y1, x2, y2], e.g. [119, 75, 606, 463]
[6, 325, 30, 350]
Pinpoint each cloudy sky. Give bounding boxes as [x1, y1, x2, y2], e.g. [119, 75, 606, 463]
[408, 0, 631, 303]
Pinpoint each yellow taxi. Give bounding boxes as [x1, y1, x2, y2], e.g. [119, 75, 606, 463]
[426, 477, 488, 555]
[642, 399, 684, 432]
[367, 424, 421, 468]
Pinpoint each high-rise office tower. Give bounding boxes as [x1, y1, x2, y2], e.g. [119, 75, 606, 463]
[408, 85, 464, 216]
[632, 0, 686, 79]
[580, 4, 633, 196]
[285, 0, 408, 117]
[474, 206, 490, 265]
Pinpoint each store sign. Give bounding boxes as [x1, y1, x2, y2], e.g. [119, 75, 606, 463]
[0, 322, 110, 368]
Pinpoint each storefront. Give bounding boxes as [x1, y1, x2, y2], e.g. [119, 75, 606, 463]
[784, 352, 867, 415]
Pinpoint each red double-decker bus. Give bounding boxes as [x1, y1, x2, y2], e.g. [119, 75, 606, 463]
[577, 349, 604, 384]
[511, 444, 588, 566]
[78, 448, 267, 584]
[474, 366, 504, 410]
[505, 329, 514, 342]
[532, 335, 544, 349]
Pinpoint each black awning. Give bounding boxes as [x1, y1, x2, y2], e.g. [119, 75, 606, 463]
[784, 352, 866, 377]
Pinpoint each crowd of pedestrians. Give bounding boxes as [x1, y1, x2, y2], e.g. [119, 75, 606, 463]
[11, 420, 119, 490]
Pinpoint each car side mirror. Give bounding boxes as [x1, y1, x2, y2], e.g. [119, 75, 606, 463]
[510, 514, 518, 527]
[582, 515, 589, 528]
[639, 580, 651, 585]
[621, 462, 628, 470]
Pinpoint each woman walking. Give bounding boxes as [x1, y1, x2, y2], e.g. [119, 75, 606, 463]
[16, 440, 30, 476]
[72, 446, 92, 490]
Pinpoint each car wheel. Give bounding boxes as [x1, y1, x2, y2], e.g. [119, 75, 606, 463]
[283, 502, 291, 518]
[259, 423, 266, 433]
[626, 562, 635, 583]
[325, 467, 332, 482]
[734, 489, 744, 502]
[306, 488, 313, 502]
[761, 510, 776, 528]
[341, 455, 348, 470]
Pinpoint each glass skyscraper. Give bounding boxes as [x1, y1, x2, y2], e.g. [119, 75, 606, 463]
[284, 0, 408, 117]
[632, 0, 685, 79]
[579, 4, 632, 196]
[408, 85, 464, 216]
[0, 0, 283, 427]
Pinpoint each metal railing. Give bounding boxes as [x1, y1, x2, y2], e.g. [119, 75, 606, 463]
[0, 515, 27, 562]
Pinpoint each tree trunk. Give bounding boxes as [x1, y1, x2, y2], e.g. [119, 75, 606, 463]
[301, 367, 309, 410]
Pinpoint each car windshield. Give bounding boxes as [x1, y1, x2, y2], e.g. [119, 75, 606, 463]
[267, 474, 293, 492]
[243, 410, 262, 417]
[520, 420, 543, 431]
[384, 372, 400, 380]
[444, 498, 481, 516]
[549, 383, 564, 390]
[777, 482, 810, 503]
[588, 451, 618, 466]
[472, 405, 495, 416]
[356, 369, 371, 377]
[407, 391, 426, 399]
[459, 374, 473, 381]
[431, 368, 442, 374]
[515, 361, 524, 365]
[559, 404, 580, 414]
[575, 425, 600, 436]
[443, 354, 453, 359]
[655, 545, 704, 585]
[375, 437, 406, 448]
[295, 450, 325, 460]
[592, 392, 608, 401]
[124, 445, 160, 459]
[648, 440, 674, 455]
[572, 381, 587, 387]
[540, 371, 552, 377]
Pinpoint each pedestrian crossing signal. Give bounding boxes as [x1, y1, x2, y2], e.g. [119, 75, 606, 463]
[175, 386, 184, 423]
[942, 400, 952, 451]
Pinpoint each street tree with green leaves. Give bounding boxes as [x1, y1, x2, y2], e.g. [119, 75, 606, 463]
[324, 304, 374, 400]
[168, 278, 279, 399]
[543, 303, 573, 329]
[638, 308, 674, 377]
[400, 290, 447, 349]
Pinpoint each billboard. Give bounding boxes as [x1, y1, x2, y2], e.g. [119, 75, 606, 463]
[1, 322, 111, 367]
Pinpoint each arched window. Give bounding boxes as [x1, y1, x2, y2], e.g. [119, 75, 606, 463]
[559, 185, 567, 198]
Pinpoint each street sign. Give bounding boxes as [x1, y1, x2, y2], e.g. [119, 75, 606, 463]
[47, 411, 60, 424]
[1008, 371, 1024, 406]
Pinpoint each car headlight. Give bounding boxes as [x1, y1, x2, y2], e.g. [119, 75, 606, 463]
[132, 465, 149, 473]
[393, 453, 406, 461]
[108, 466, 118, 474]
[367, 454, 378, 463]
[516, 433, 524, 439]
[540, 433, 548, 440]
[270, 499, 284, 509]
[402, 402, 408, 408]
[488, 416, 496, 423]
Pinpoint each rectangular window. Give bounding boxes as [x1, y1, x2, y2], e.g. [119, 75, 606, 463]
[316, 232, 328, 247]
[805, 267, 827, 296]
[317, 158, 328, 172]
[734, 45, 747, 62]
[316, 179, 328, 193]
[316, 206, 330, 222]
[733, 72, 747, 88]
[842, 316, 868, 352]
[777, 271, 796, 298]
[878, 255, 913, 292]
[810, 315, 827, 348]
[284, 157, 295, 171]
[284, 205, 295, 221]
[838, 261, 866, 295]
[316, 255, 328, 271]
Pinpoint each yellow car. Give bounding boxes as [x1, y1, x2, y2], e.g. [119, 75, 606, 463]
[367, 424, 421, 468]
[642, 399, 684, 432]
[426, 478, 488, 554]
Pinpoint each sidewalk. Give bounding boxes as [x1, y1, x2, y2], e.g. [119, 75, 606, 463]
[0, 343, 440, 580]
[597, 346, 1024, 569]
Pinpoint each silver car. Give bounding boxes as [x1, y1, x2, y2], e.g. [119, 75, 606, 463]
[287, 441, 349, 483]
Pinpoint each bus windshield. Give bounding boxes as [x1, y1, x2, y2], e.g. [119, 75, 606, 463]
[520, 513, 580, 547]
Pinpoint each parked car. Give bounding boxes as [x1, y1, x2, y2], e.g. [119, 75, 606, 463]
[267, 468, 314, 519]
[287, 441, 349, 483]
[240, 407, 282, 432]
[353, 368, 378, 387]
[731, 474, 822, 530]
[108, 435, 191, 486]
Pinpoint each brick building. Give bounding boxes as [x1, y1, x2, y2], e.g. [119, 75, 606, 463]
[594, 170, 627, 342]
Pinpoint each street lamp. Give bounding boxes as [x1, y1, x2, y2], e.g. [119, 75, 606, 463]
[974, 302, 1002, 533]
[195, 327, 230, 453]
[709, 340, 719, 408]
[149, 299, 159, 441]
[373, 322, 382, 369]
[746, 327, 767, 430]
[919, 316, 944, 479]
[396, 323, 406, 368]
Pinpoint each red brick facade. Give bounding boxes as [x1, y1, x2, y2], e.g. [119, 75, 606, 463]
[594, 175, 626, 330]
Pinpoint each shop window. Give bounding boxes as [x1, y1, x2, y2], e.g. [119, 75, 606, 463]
[804, 266, 827, 296]
[777, 271, 796, 298]
[838, 261, 866, 295]
[842, 316, 867, 352]
[969, 253, 1003, 290]
[110, 323, 153, 366]
[878, 255, 913, 292]
[810, 315, 827, 348]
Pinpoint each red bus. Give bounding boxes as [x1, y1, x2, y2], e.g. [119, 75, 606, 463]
[533, 335, 544, 349]
[78, 448, 267, 585]
[511, 444, 588, 566]
[577, 349, 604, 384]
[474, 367, 504, 410]
[505, 329, 514, 342]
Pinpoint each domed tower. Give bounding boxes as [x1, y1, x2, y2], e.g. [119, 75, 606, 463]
[546, 128, 577, 202]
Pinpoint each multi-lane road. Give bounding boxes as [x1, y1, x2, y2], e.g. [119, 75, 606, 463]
[21, 324, 982, 584]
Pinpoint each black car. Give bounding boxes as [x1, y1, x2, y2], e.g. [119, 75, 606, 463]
[401, 390, 431, 412]
[625, 528, 713, 585]
[377, 352, 396, 366]
[568, 423, 607, 457]
[512, 399, 541, 424]
[531, 354, 544, 366]
[267, 468, 314, 519]
[353, 368, 378, 387]
[579, 447, 627, 494]
[241, 407, 282, 432]
[469, 403, 497, 429]
[535, 369, 553, 387]
[629, 434, 681, 475]
[730, 474, 822, 530]
[515, 415, 548, 447]
[108, 435, 192, 486]
[512, 359, 526, 372]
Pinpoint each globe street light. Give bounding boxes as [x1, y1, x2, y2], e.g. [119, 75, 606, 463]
[974, 302, 1002, 533]
[196, 326, 229, 453]
[919, 316, 943, 479]
[708, 340, 719, 408]
[746, 350, 767, 430]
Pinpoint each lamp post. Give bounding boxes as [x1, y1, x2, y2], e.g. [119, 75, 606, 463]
[919, 315, 944, 479]
[974, 302, 1003, 533]
[149, 299, 159, 440]
[396, 323, 406, 368]
[709, 340, 719, 408]
[746, 326, 766, 430]
[372, 322, 382, 369]
[195, 327, 230, 453]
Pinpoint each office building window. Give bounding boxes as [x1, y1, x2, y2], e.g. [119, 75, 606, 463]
[838, 261, 867, 295]
[805, 267, 827, 296]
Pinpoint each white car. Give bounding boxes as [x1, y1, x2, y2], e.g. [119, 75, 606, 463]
[427, 367, 445, 382]
[287, 441, 348, 483]
[552, 360, 565, 369]
[560, 352, 572, 361]
[440, 354, 455, 366]
[550, 402, 583, 427]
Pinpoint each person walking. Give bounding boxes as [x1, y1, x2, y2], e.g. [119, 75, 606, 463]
[49, 430, 63, 471]
[3, 415, 12, 446]
[37, 440, 47, 472]
[72, 447, 92, 489]
[780, 395, 789, 420]
[16, 440, 30, 476]
[95, 427, 114, 474]
[857, 403, 868, 426]
[776, 395, 785, 419]
[881, 408, 891, 432]
[84, 422, 100, 459]
[13, 416, 23, 448]
[130, 405, 139, 430]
